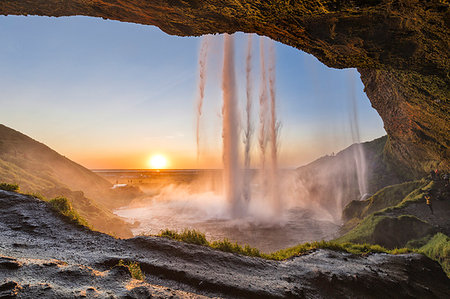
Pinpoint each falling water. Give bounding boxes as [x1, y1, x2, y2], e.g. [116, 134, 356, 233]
[243, 34, 254, 203]
[196, 36, 210, 161]
[222, 34, 243, 217]
[348, 70, 368, 198]
[194, 34, 282, 220]
[267, 39, 281, 214]
[258, 37, 269, 182]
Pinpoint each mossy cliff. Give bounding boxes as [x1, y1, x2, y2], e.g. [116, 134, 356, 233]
[0, 0, 448, 173]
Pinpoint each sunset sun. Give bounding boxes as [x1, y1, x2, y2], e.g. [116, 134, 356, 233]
[149, 154, 168, 169]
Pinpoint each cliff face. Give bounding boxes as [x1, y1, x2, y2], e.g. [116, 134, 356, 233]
[1, 0, 448, 172]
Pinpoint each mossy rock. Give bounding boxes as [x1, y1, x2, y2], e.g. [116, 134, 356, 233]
[337, 214, 435, 249]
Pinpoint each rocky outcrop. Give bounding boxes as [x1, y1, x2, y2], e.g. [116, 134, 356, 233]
[1, 190, 449, 298]
[0, 0, 448, 173]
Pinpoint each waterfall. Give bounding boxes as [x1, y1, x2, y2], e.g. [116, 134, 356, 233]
[222, 34, 243, 217]
[243, 34, 254, 204]
[196, 36, 210, 161]
[195, 33, 282, 220]
[348, 69, 368, 199]
[268, 39, 281, 214]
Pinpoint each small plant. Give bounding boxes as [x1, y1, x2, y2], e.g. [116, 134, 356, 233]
[117, 260, 145, 280]
[0, 182, 19, 192]
[48, 196, 90, 228]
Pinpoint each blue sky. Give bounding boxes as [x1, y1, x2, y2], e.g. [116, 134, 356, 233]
[0, 16, 385, 169]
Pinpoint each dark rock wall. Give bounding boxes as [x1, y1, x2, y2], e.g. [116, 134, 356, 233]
[1, 0, 448, 172]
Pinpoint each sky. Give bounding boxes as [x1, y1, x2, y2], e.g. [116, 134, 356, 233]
[0, 16, 386, 169]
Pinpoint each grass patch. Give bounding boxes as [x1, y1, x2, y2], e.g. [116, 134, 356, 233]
[48, 196, 90, 228]
[0, 182, 19, 192]
[157, 229, 413, 261]
[336, 214, 387, 244]
[418, 233, 450, 278]
[159, 228, 208, 245]
[117, 260, 145, 280]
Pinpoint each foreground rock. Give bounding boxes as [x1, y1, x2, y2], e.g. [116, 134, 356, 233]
[0, 190, 449, 298]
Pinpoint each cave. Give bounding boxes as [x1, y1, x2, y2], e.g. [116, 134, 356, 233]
[1, 0, 448, 173]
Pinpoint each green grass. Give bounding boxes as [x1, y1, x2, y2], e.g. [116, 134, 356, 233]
[336, 214, 387, 244]
[117, 260, 145, 280]
[418, 233, 450, 278]
[361, 180, 426, 217]
[159, 229, 208, 245]
[0, 182, 19, 192]
[157, 229, 412, 261]
[48, 196, 90, 228]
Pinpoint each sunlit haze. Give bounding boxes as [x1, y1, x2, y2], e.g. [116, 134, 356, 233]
[0, 16, 386, 169]
[149, 155, 168, 169]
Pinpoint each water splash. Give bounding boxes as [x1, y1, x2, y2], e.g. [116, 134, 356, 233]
[196, 36, 211, 161]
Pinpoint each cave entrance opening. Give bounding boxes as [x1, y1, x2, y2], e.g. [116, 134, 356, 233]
[0, 15, 386, 251]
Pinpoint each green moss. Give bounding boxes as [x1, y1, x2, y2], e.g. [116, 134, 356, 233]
[336, 214, 387, 244]
[157, 229, 412, 261]
[342, 180, 425, 222]
[48, 196, 90, 228]
[117, 260, 145, 280]
[361, 180, 426, 217]
[418, 233, 450, 278]
[0, 182, 19, 192]
[336, 214, 434, 249]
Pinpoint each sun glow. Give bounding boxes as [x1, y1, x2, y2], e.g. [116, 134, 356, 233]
[149, 154, 168, 169]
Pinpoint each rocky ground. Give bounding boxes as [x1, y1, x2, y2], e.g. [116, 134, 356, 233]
[1, 190, 449, 298]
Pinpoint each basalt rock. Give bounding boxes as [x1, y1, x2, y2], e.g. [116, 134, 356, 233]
[0, 0, 448, 172]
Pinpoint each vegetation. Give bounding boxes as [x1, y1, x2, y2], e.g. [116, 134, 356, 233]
[157, 229, 412, 261]
[48, 196, 90, 228]
[342, 180, 426, 222]
[117, 260, 145, 280]
[418, 233, 450, 278]
[159, 229, 208, 245]
[336, 214, 434, 249]
[0, 182, 19, 192]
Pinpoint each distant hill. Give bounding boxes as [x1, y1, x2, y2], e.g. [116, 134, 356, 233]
[0, 124, 133, 237]
[296, 136, 409, 220]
